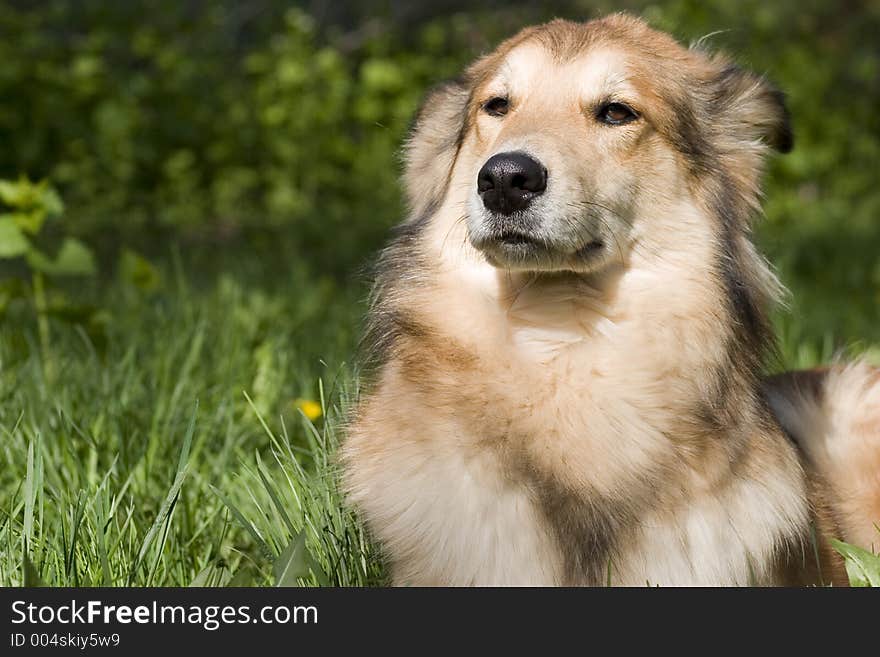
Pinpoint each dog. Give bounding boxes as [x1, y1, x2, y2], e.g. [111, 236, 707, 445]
[342, 14, 880, 586]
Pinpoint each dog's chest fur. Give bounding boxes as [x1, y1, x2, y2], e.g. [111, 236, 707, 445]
[361, 438, 803, 585]
[345, 261, 810, 586]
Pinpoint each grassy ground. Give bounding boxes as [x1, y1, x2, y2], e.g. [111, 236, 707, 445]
[1, 244, 878, 587]
[0, 256, 384, 586]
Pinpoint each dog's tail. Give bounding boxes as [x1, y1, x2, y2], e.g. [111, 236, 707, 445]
[764, 361, 880, 552]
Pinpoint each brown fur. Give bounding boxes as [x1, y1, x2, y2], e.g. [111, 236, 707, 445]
[766, 365, 880, 554]
[345, 14, 878, 586]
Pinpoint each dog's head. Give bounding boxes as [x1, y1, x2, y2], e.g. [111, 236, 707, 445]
[404, 14, 792, 273]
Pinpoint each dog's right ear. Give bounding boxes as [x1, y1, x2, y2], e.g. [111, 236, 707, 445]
[706, 62, 794, 155]
[402, 80, 470, 219]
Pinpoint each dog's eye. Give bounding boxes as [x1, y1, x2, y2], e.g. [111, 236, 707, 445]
[598, 102, 638, 125]
[482, 97, 510, 117]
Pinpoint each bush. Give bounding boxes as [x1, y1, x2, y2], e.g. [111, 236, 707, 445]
[1, 0, 878, 343]
[0, 2, 472, 270]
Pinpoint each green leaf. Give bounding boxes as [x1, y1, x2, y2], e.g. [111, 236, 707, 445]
[23, 553, 45, 587]
[210, 484, 273, 560]
[0, 216, 30, 257]
[132, 403, 197, 580]
[831, 539, 880, 587]
[24, 247, 51, 272]
[39, 186, 64, 217]
[227, 565, 256, 587]
[27, 238, 96, 276]
[53, 238, 96, 275]
[189, 563, 218, 587]
[119, 248, 161, 292]
[273, 532, 310, 587]
[0, 177, 63, 217]
[7, 209, 48, 235]
[0, 179, 23, 206]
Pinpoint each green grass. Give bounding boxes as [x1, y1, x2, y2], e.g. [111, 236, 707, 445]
[0, 248, 878, 587]
[0, 260, 384, 586]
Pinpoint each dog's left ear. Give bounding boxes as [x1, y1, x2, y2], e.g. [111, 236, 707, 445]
[707, 64, 793, 154]
[402, 80, 470, 219]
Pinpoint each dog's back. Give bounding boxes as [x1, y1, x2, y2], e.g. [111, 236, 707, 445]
[766, 364, 880, 551]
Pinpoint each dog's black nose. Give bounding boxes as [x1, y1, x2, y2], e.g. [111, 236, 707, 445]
[477, 152, 547, 215]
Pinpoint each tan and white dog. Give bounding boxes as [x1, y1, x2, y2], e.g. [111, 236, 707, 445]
[342, 14, 880, 586]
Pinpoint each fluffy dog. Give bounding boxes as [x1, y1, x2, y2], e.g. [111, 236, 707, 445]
[343, 14, 880, 585]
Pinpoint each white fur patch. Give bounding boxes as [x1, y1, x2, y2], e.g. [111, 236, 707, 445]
[345, 419, 561, 586]
[615, 471, 809, 586]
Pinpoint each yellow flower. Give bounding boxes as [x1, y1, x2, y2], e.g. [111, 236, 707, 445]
[294, 398, 322, 421]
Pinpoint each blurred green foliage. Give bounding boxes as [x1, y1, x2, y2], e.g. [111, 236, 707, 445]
[0, 175, 100, 380]
[1, 0, 878, 345]
[0, 176, 95, 279]
[0, 1, 472, 269]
